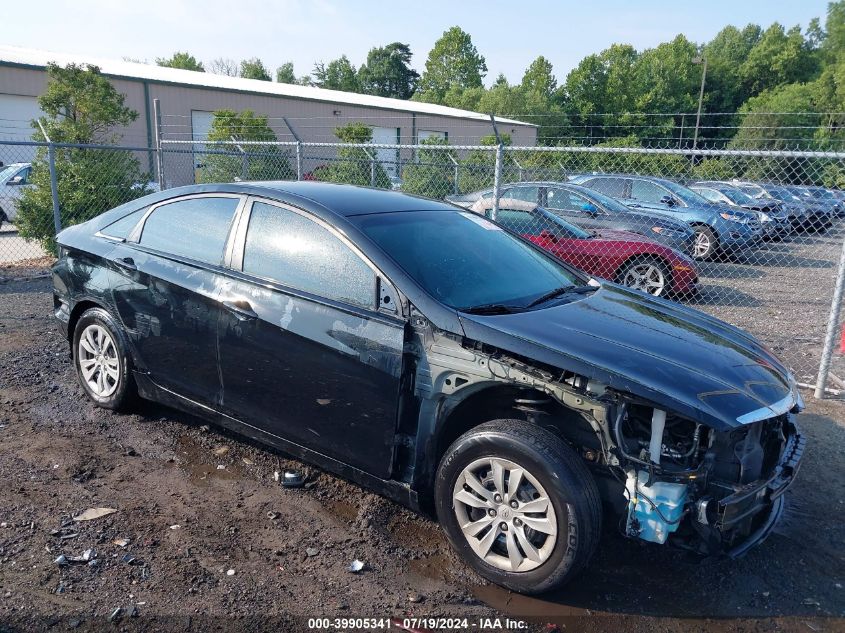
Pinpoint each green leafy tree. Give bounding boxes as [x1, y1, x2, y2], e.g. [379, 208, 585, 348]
[314, 122, 390, 188]
[155, 51, 205, 72]
[240, 58, 272, 81]
[740, 23, 818, 97]
[313, 56, 360, 92]
[16, 63, 149, 253]
[357, 43, 419, 99]
[702, 24, 762, 118]
[402, 137, 455, 197]
[275, 62, 297, 84]
[198, 110, 294, 183]
[415, 26, 487, 104]
[521, 56, 557, 100]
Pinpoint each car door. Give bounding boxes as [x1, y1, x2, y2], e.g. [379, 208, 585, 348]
[216, 198, 406, 479]
[544, 187, 612, 231]
[108, 193, 245, 405]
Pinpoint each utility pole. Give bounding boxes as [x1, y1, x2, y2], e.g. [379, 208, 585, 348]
[692, 56, 707, 151]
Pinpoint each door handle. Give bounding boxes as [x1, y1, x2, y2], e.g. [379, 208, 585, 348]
[115, 256, 136, 271]
[222, 299, 258, 321]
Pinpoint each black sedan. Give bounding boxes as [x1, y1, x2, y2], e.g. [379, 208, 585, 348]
[53, 182, 805, 594]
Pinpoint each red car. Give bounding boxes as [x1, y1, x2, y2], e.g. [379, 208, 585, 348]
[470, 199, 699, 297]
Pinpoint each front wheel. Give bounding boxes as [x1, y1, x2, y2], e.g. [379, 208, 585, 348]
[692, 226, 718, 260]
[618, 257, 670, 296]
[73, 307, 136, 410]
[435, 420, 602, 594]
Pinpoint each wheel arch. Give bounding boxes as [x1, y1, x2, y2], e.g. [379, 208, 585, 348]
[67, 299, 109, 349]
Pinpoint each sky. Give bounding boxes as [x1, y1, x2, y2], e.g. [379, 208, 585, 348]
[5, 0, 832, 85]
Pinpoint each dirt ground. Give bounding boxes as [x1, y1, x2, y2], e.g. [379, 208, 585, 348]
[1, 266, 844, 633]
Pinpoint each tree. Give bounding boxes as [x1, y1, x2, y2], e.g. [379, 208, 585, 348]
[240, 58, 272, 81]
[275, 62, 297, 84]
[208, 57, 239, 77]
[521, 56, 557, 100]
[402, 137, 455, 197]
[740, 23, 818, 97]
[198, 109, 295, 183]
[312, 56, 359, 92]
[314, 122, 390, 188]
[702, 24, 762, 117]
[357, 43, 419, 99]
[16, 63, 149, 253]
[415, 26, 487, 104]
[155, 51, 205, 72]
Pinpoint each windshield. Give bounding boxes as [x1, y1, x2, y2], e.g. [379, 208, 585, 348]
[660, 179, 711, 205]
[570, 186, 634, 215]
[0, 165, 22, 182]
[767, 186, 800, 201]
[716, 186, 756, 206]
[355, 210, 582, 310]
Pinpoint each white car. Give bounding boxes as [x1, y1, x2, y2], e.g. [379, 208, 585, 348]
[0, 162, 32, 228]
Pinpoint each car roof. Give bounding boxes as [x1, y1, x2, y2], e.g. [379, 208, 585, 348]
[190, 181, 457, 217]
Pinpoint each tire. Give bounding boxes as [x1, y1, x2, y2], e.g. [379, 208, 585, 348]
[617, 256, 671, 297]
[72, 307, 136, 410]
[435, 419, 602, 594]
[691, 226, 718, 260]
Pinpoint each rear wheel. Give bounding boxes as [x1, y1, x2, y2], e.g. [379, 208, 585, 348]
[73, 307, 136, 410]
[618, 257, 670, 297]
[435, 420, 602, 594]
[692, 226, 718, 260]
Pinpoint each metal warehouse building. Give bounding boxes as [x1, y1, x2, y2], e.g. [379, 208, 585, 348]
[0, 45, 536, 186]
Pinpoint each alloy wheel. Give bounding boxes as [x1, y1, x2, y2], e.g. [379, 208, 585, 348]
[623, 262, 667, 296]
[452, 457, 558, 572]
[693, 230, 711, 258]
[77, 324, 120, 398]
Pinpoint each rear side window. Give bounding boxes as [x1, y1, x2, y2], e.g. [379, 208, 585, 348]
[546, 188, 593, 212]
[507, 186, 540, 203]
[100, 207, 147, 239]
[139, 196, 240, 264]
[242, 201, 375, 309]
[490, 209, 546, 236]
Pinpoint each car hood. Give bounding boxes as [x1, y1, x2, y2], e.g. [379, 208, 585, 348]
[458, 284, 800, 430]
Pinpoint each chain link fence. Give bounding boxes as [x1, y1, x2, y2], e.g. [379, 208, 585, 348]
[2, 133, 845, 397]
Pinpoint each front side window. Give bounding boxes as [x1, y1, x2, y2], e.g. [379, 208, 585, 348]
[139, 196, 240, 264]
[631, 180, 670, 204]
[546, 188, 595, 213]
[694, 188, 723, 203]
[583, 177, 627, 199]
[242, 201, 375, 309]
[355, 210, 581, 310]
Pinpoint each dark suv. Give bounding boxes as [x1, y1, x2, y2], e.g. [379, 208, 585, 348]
[52, 182, 805, 595]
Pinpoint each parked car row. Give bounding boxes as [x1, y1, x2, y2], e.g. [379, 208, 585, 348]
[446, 176, 842, 301]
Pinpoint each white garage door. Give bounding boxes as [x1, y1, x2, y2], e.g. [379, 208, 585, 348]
[191, 110, 215, 183]
[0, 94, 45, 164]
[370, 126, 400, 179]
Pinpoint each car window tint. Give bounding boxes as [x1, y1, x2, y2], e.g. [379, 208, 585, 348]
[490, 209, 546, 236]
[547, 188, 592, 212]
[584, 177, 627, 198]
[631, 180, 669, 203]
[242, 201, 375, 309]
[100, 207, 148, 239]
[140, 196, 239, 264]
[18, 166, 31, 184]
[507, 186, 539, 203]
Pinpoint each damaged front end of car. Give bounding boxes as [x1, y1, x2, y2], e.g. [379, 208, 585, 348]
[608, 395, 805, 556]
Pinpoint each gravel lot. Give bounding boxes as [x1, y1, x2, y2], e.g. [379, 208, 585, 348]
[1, 255, 844, 632]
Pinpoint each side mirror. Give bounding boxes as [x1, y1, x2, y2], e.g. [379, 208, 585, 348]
[7, 176, 23, 186]
[581, 203, 599, 216]
[659, 195, 676, 207]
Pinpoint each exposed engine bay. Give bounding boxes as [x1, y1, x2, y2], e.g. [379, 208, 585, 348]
[609, 400, 805, 554]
